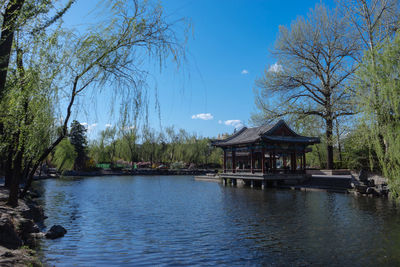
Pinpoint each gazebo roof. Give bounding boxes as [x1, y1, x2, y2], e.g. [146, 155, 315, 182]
[213, 120, 320, 147]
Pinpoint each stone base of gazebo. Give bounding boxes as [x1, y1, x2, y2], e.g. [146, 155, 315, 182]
[220, 172, 307, 189]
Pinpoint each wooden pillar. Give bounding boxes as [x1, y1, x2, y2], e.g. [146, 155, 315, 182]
[269, 152, 272, 173]
[300, 153, 303, 170]
[290, 153, 293, 172]
[303, 152, 306, 171]
[251, 180, 254, 188]
[261, 147, 266, 174]
[261, 180, 266, 190]
[250, 149, 254, 174]
[273, 149, 277, 172]
[291, 152, 297, 173]
[283, 155, 287, 169]
[223, 150, 227, 173]
[232, 150, 236, 173]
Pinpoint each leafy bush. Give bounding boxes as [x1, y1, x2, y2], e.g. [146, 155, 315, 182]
[170, 161, 186, 170]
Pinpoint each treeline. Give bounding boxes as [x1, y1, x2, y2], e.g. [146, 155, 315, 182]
[53, 123, 223, 171]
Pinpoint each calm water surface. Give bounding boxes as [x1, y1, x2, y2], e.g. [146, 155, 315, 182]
[35, 175, 400, 266]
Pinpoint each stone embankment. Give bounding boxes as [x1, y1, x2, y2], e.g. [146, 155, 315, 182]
[0, 187, 67, 266]
[208, 169, 390, 197]
[351, 170, 389, 197]
[0, 187, 44, 266]
[298, 174, 353, 193]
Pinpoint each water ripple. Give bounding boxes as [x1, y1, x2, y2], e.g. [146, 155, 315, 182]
[34, 175, 400, 266]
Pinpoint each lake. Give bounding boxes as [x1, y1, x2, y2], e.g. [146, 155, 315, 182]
[35, 175, 400, 266]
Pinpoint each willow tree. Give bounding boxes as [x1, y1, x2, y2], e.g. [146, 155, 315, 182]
[354, 33, 400, 197]
[252, 4, 359, 169]
[4, 0, 185, 206]
[338, 0, 400, 159]
[0, 0, 75, 99]
[53, 139, 77, 172]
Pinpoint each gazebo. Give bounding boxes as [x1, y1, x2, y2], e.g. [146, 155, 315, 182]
[212, 120, 320, 186]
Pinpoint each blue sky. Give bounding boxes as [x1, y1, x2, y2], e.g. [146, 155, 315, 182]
[63, 0, 334, 139]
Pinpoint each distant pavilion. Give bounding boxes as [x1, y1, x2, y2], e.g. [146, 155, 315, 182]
[212, 120, 320, 186]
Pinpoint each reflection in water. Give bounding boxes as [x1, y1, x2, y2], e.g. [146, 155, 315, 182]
[34, 176, 400, 266]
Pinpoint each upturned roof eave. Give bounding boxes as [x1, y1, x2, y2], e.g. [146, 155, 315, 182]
[212, 120, 321, 147]
[212, 137, 262, 147]
[262, 136, 321, 144]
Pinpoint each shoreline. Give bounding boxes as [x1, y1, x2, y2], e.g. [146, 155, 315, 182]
[37, 169, 388, 198]
[36, 168, 212, 179]
[38, 169, 388, 198]
[0, 187, 44, 267]
[195, 173, 389, 197]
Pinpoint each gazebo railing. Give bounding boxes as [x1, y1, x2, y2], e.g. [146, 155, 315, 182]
[223, 168, 306, 174]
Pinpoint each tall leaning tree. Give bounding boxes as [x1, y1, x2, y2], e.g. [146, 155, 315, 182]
[253, 4, 359, 169]
[3, 0, 185, 206]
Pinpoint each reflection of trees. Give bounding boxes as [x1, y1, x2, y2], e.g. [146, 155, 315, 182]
[219, 187, 400, 265]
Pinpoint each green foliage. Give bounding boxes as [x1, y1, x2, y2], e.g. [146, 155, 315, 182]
[354, 32, 400, 198]
[53, 139, 77, 171]
[340, 124, 379, 171]
[87, 126, 222, 168]
[69, 120, 88, 170]
[170, 161, 186, 170]
[0, 63, 56, 177]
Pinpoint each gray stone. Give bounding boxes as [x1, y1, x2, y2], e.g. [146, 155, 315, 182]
[2, 251, 14, 258]
[45, 225, 67, 239]
[0, 216, 22, 249]
[358, 169, 368, 182]
[367, 179, 375, 187]
[22, 202, 44, 223]
[354, 184, 368, 194]
[366, 187, 381, 196]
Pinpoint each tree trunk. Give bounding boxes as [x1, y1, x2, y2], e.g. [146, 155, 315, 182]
[4, 148, 13, 188]
[0, 0, 25, 99]
[335, 118, 343, 168]
[326, 118, 334, 170]
[22, 76, 79, 197]
[7, 150, 23, 207]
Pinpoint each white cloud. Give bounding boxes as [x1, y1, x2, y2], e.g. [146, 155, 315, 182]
[241, 69, 249, 75]
[191, 113, 214, 120]
[268, 63, 283, 73]
[218, 120, 222, 124]
[105, 123, 112, 128]
[80, 122, 97, 132]
[87, 123, 97, 132]
[224, 120, 243, 129]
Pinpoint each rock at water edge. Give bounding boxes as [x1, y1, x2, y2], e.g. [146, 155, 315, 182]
[45, 225, 67, 239]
